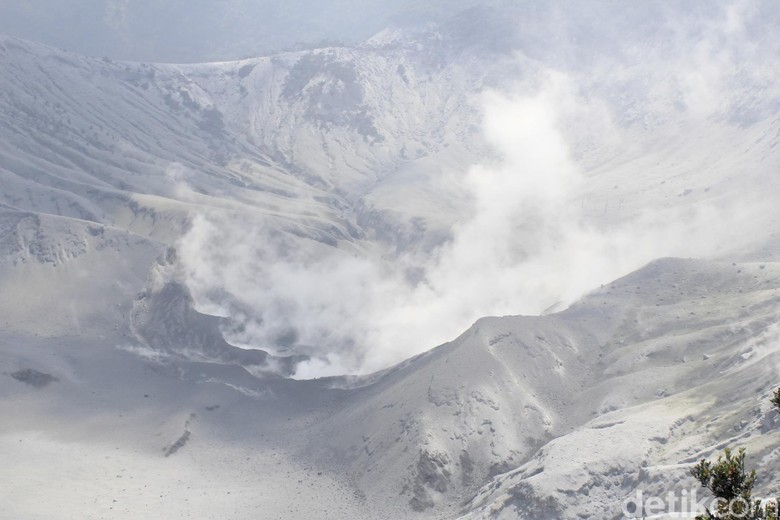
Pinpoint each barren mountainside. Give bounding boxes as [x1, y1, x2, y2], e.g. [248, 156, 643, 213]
[1, 3, 780, 518]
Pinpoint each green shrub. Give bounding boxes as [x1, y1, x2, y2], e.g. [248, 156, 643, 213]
[771, 388, 780, 413]
[691, 448, 777, 519]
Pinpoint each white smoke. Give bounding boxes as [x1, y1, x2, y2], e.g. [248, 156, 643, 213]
[176, 1, 780, 378]
[177, 70, 760, 378]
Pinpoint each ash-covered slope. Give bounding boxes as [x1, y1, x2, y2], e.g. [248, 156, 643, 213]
[0, 30, 494, 372]
[458, 258, 780, 518]
[2, 258, 778, 519]
[0, 32, 485, 240]
[0, 36, 356, 244]
[303, 259, 780, 518]
[2, 3, 780, 519]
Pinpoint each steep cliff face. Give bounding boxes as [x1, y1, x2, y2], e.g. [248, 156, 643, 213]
[0, 32, 489, 245]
